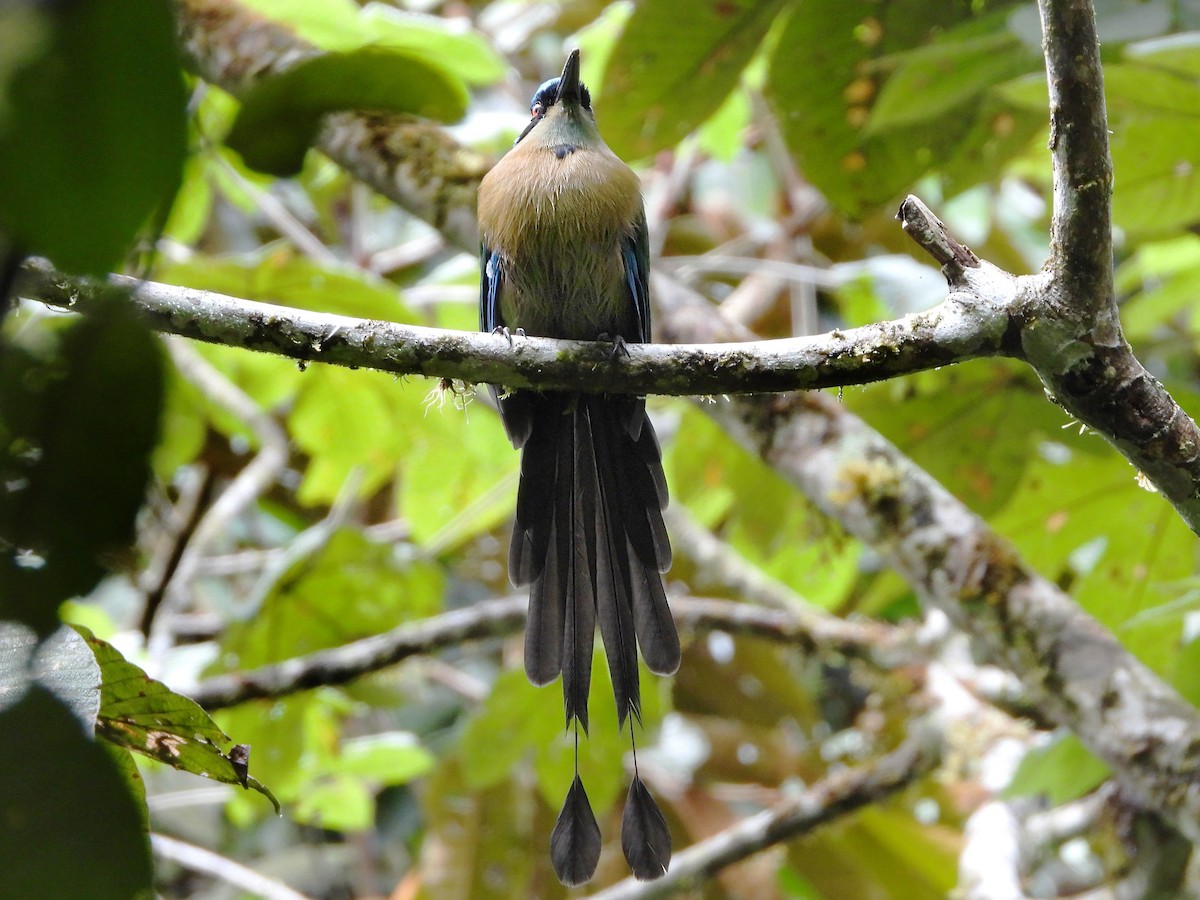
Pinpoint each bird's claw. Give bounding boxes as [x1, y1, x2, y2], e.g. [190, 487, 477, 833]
[598, 333, 630, 361]
[492, 325, 525, 347]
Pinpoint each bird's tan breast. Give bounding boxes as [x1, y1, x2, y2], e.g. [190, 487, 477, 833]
[478, 144, 642, 255]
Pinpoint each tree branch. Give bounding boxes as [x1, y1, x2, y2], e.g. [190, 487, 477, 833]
[1039, 0, 1114, 309]
[15, 256, 1014, 396]
[151, 833, 314, 900]
[589, 726, 943, 899]
[168, 0, 1200, 534]
[173, 0, 485, 253]
[187, 595, 907, 710]
[708, 391, 1200, 843]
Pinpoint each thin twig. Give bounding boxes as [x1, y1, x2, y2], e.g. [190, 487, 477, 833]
[151, 832, 314, 900]
[146, 339, 290, 665]
[590, 726, 943, 899]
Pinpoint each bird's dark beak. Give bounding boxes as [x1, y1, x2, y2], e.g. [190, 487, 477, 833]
[556, 49, 582, 107]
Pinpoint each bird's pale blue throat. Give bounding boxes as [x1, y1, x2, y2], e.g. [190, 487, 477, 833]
[477, 49, 678, 886]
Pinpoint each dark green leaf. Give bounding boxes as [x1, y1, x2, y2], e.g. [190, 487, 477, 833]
[74, 625, 280, 813]
[867, 31, 1035, 134]
[0, 686, 153, 900]
[600, 0, 787, 159]
[227, 49, 468, 177]
[0, 0, 186, 272]
[0, 299, 164, 636]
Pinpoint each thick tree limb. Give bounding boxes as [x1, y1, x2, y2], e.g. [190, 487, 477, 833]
[708, 391, 1200, 843]
[15, 256, 1013, 396]
[173, 0, 485, 253]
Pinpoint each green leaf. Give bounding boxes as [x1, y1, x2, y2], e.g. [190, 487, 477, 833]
[237, 0, 505, 85]
[359, 6, 506, 86]
[0, 0, 186, 272]
[227, 48, 468, 177]
[289, 368, 422, 505]
[867, 31, 1035, 134]
[459, 668, 561, 790]
[0, 299, 164, 636]
[237, 0, 370, 50]
[600, 0, 787, 159]
[1110, 114, 1200, 236]
[332, 732, 436, 784]
[294, 774, 374, 831]
[990, 443, 1196, 669]
[0, 686, 154, 900]
[214, 694, 341, 821]
[767, 2, 1028, 214]
[400, 397, 517, 551]
[219, 529, 444, 668]
[160, 251, 419, 321]
[1115, 235, 1200, 341]
[74, 625, 280, 813]
[1124, 31, 1200, 77]
[1005, 732, 1111, 804]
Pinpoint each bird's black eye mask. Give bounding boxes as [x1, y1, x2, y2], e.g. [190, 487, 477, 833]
[514, 76, 593, 145]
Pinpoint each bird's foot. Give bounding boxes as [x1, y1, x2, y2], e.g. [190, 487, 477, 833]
[491, 325, 526, 347]
[598, 333, 630, 360]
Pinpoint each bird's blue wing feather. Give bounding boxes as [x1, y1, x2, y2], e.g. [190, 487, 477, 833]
[480, 245, 504, 333]
[622, 209, 651, 343]
[480, 243, 535, 448]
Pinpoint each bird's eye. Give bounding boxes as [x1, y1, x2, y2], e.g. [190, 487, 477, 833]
[530, 102, 544, 118]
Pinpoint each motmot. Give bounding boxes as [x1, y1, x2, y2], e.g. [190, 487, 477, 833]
[477, 50, 679, 885]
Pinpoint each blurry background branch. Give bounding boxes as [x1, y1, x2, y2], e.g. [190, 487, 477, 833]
[188, 594, 912, 710]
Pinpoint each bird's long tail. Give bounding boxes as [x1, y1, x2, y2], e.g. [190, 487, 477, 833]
[508, 392, 678, 883]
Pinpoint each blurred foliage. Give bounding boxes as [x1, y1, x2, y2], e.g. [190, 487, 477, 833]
[4, 0, 1200, 897]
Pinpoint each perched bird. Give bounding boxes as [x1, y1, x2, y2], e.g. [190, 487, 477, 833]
[477, 49, 679, 885]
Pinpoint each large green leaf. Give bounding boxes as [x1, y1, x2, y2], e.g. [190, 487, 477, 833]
[74, 625, 279, 812]
[867, 29, 1037, 134]
[0, 686, 153, 900]
[989, 444, 1196, 669]
[0, 0, 186, 272]
[767, 2, 1032, 214]
[599, 0, 788, 159]
[0, 300, 163, 636]
[227, 48, 468, 177]
[237, 0, 505, 84]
